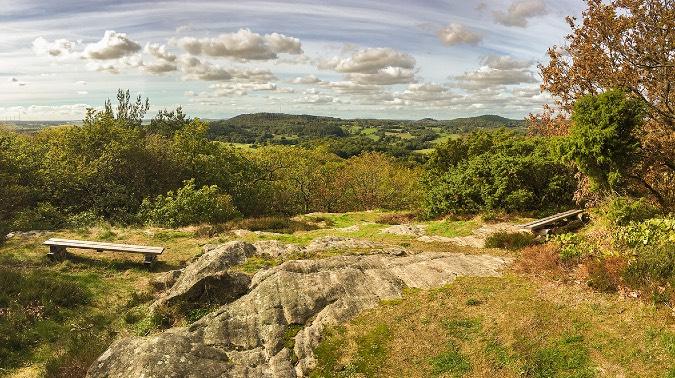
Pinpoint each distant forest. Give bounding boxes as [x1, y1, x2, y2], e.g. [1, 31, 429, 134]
[207, 113, 525, 159]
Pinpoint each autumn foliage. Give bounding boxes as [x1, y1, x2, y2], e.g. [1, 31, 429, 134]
[534, 0, 674, 208]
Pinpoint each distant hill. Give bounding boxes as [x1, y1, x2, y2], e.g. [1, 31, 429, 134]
[207, 112, 525, 143]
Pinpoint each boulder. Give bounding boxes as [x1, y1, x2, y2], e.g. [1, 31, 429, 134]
[252, 240, 303, 258]
[304, 236, 380, 252]
[151, 241, 255, 309]
[89, 251, 511, 378]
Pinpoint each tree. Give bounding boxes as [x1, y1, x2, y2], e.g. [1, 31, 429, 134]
[563, 90, 647, 195]
[536, 0, 675, 207]
[83, 89, 149, 129]
[147, 107, 190, 136]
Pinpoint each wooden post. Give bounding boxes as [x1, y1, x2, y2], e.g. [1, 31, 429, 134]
[143, 254, 156, 266]
[47, 245, 66, 260]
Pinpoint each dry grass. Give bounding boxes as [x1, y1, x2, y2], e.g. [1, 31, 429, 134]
[313, 274, 675, 377]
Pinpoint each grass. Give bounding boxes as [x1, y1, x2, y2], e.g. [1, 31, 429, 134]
[484, 231, 537, 250]
[312, 322, 391, 377]
[0, 224, 228, 375]
[311, 275, 675, 377]
[425, 218, 480, 238]
[3, 210, 675, 376]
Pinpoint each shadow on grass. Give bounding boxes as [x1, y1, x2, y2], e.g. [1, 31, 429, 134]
[51, 252, 180, 272]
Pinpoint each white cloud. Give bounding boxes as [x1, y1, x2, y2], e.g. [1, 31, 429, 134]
[83, 30, 141, 60]
[321, 81, 380, 94]
[176, 28, 302, 60]
[319, 47, 415, 74]
[144, 43, 176, 62]
[0, 104, 92, 120]
[453, 54, 538, 91]
[32, 37, 78, 58]
[143, 60, 178, 74]
[139, 43, 178, 74]
[346, 66, 416, 85]
[294, 94, 343, 104]
[231, 68, 277, 83]
[290, 74, 322, 84]
[86, 61, 121, 74]
[9, 77, 27, 86]
[482, 55, 533, 70]
[319, 47, 417, 86]
[436, 24, 482, 46]
[494, 0, 548, 28]
[178, 55, 232, 81]
[177, 55, 277, 82]
[454, 68, 537, 90]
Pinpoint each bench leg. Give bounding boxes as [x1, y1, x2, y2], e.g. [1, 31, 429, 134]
[143, 254, 157, 266]
[47, 246, 66, 260]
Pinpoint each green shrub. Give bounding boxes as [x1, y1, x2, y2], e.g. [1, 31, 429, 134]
[553, 233, 593, 262]
[66, 211, 102, 229]
[423, 130, 576, 217]
[623, 244, 675, 287]
[10, 202, 66, 231]
[485, 231, 537, 250]
[562, 89, 645, 194]
[602, 197, 661, 226]
[614, 217, 675, 247]
[139, 179, 239, 227]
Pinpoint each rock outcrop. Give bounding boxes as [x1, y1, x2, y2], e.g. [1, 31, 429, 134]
[379, 223, 427, 236]
[89, 240, 510, 378]
[151, 242, 255, 310]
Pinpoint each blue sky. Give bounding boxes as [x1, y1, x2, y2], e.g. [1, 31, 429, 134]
[0, 0, 584, 120]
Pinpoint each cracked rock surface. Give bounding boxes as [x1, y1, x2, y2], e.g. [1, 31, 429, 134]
[88, 242, 510, 378]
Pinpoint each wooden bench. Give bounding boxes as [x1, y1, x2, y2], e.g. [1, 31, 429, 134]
[519, 209, 586, 234]
[44, 238, 164, 265]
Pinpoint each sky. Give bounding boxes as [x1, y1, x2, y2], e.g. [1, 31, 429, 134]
[0, 0, 584, 120]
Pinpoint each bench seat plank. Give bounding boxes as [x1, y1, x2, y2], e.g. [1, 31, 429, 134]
[44, 238, 164, 254]
[519, 209, 584, 230]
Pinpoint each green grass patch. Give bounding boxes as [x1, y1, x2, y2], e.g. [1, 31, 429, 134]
[429, 341, 471, 376]
[425, 219, 479, 238]
[312, 322, 391, 377]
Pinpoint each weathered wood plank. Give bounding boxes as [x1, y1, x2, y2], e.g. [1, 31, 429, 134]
[519, 209, 584, 230]
[43, 238, 164, 255]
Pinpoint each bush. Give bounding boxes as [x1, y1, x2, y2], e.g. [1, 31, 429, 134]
[602, 197, 661, 226]
[139, 179, 239, 227]
[562, 89, 645, 194]
[66, 211, 102, 229]
[623, 244, 675, 287]
[485, 231, 537, 250]
[553, 233, 594, 262]
[614, 217, 675, 247]
[423, 130, 576, 217]
[9, 202, 66, 231]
